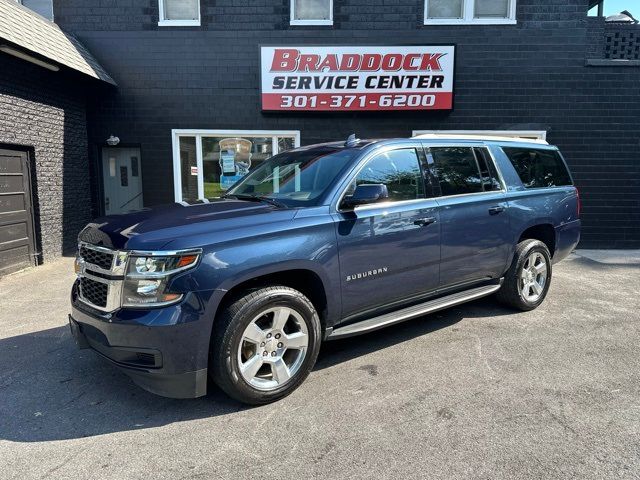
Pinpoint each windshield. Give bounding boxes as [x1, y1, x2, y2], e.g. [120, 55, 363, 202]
[224, 147, 359, 207]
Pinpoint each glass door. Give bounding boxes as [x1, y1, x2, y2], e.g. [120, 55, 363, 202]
[173, 130, 300, 202]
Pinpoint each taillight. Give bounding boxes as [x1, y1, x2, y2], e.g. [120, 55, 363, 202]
[575, 187, 581, 218]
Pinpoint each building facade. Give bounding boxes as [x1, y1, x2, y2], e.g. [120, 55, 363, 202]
[1, 0, 638, 275]
[0, 0, 114, 274]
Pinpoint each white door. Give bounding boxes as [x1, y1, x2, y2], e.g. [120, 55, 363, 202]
[102, 147, 143, 214]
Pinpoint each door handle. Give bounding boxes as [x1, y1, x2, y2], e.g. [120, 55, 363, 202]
[488, 206, 505, 215]
[414, 217, 437, 227]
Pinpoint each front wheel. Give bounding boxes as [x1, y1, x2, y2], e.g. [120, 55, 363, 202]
[210, 286, 321, 405]
[497, 239, 552, 311]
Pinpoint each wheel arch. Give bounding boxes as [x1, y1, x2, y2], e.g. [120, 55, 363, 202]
[208, 260, 337, 335]
[518, 223, 556, 257]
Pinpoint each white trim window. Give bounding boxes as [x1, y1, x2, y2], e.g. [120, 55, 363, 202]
[412, 130, 547, 140]
[290, 0, 333, 26]
[158, 0, 200, 26]
[424, 0, 516, 25]
[17, 0, 54, 21]
[171, 130, 301, 202]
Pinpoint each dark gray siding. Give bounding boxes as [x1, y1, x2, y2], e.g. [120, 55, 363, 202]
[54, 0, 640, 248]
[0, 54, 92, 261]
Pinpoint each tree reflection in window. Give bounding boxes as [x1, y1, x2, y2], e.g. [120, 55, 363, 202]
[430, 147, 483, 196]
[349, 149, 425, 202]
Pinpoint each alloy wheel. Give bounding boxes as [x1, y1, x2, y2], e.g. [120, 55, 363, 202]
[237, 306, 309, 391]
[519, 251, 548, 302]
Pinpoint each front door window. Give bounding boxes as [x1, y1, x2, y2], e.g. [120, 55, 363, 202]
[174, 131, 300, 202]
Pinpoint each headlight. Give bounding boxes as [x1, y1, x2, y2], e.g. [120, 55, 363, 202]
[122, 252, 200, 308]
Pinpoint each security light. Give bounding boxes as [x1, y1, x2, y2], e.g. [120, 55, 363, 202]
[106, 135, 120, 146]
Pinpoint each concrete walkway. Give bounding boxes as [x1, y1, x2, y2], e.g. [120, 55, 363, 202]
[574, 249, 640, 265]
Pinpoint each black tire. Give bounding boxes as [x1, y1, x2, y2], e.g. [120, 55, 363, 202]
[496, 239, 552, 311]
[210, 286, 322, 405]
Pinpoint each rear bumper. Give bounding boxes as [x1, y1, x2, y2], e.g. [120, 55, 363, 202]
[554, 219, 581, 263]
[69, 282, 214, 399]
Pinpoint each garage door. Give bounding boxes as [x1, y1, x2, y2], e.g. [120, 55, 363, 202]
[0, 149, 36, 276]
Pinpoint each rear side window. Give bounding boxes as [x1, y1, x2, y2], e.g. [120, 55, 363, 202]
[502, 147, 572, 188]
[429, 147, 483, 196]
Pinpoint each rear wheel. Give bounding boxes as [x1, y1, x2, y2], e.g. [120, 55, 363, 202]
[210, 286, 321, 405]
[497, 239, 552, 311]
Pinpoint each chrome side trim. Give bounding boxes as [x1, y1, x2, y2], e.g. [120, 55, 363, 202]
[128, 248, 203, 257]
[327, 281, 503, 340]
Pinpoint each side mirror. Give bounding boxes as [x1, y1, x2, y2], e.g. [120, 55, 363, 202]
[342, 184, 389, 209]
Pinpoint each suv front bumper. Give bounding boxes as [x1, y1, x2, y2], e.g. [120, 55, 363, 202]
[69, 282, 214, 398]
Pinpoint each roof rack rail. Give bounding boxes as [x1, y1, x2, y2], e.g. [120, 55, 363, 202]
[411, 133, 549, 145]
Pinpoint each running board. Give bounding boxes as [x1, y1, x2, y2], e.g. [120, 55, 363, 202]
[327, 281, 503, 340]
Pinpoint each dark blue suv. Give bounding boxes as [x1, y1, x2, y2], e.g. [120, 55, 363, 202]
[70, 135, 580, 404]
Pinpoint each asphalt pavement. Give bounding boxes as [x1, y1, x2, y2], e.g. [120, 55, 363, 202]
[0, 252, 639, 479]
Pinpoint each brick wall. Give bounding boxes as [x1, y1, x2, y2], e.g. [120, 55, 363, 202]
[54, 0, 640, 248]
[0, 54, 92, 261]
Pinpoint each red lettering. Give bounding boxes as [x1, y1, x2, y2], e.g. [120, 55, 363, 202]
[339, 53, 361, 71]
[402, 53, 420, 71]
[298, 54, 320, 72]
[381, 54, 403, 71]
[419, 53, 445, 72]
[270, 48, 299, 72]
[317, 54, 339, 71]
[360, 54, 382, 71]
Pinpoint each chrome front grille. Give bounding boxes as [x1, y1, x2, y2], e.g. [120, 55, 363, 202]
[79, 245, 114, 271]
[76, 242, 127, 312]
[79, 277, 108, 308]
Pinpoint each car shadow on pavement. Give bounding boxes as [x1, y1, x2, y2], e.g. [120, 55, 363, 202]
[0, 297, 513, 443]
[316, 296, 515, 370]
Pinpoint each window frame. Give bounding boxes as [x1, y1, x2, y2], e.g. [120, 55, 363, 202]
[171, 129, 301, 202]
[423, 0, 517, 25]
[336, 145, 428, 212]
[290, 0, 334, 26]
[158, 0, 201, 27]
[18, 0, 54, 21]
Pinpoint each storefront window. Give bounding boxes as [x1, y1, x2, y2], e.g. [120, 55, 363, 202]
[174, 131, 300, 202]
[277, 137, 296, 153]
[202, 137, 274, 198]
[179, 136, 198, 201]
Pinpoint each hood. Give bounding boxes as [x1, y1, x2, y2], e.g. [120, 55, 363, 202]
[78, 199, 297, 251]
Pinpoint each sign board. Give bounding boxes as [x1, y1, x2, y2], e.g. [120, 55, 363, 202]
[190, 166, 198, 176]
[261, 45, 454, 112]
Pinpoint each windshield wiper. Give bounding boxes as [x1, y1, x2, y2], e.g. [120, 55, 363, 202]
[223, 193, 286, 208]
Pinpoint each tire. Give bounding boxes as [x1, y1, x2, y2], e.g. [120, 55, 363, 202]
[210, 286, 322, 405]
[496, 239, 552, 311]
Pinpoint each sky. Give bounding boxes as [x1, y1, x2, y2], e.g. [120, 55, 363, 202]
[588, 0, 639, 17]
